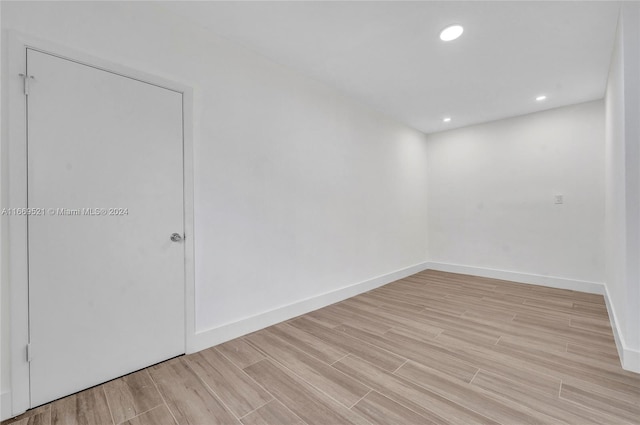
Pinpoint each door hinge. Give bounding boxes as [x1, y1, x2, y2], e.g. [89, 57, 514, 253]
[26, 343, 32, 362]
[19, 73, 35, 96]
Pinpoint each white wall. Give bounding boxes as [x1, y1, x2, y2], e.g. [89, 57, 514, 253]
[0, 3, 6, 419]
[604, 2, 640, 372]
[0, 1, 429, 415]
[426, 101, 605, 291]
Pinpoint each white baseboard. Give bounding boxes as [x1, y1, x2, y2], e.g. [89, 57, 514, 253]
[603, 286, 640, 373]
[1, 391, 12, 421]
[426, 261, 640, 373]
[188, 259, 640, 374]
[189, 261, 431, 353]
[425, 262, 605, 295]
[621, 346, 640, 373]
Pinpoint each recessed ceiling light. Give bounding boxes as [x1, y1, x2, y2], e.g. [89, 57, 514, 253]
[443, 117, 452, 123]
[536, 95, 547, 101]
[440, 25, 464, 41]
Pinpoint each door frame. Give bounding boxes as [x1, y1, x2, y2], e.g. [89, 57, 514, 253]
[4, 31, 196, 416]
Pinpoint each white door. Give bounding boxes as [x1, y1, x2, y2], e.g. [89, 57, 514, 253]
[27, 49, 185, 407]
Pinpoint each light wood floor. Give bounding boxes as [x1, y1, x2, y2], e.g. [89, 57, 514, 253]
[4, 270, 640, 425]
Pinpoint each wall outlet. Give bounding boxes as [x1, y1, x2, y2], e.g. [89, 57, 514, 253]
[554, 194, 564, 204]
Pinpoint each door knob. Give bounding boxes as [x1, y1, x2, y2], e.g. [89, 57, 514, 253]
[170, 233, 183, 242]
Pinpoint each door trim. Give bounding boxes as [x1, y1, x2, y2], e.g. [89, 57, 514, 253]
[4, 31, 196, 416]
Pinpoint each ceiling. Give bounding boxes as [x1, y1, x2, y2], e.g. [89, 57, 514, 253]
[159, 1, 620, 134]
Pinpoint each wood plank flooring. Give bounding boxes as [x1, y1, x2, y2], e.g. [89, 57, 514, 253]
[4, 270, 639, 425]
